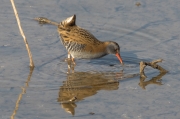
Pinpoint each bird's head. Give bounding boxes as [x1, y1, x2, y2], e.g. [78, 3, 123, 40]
[106, 41, 123, 64]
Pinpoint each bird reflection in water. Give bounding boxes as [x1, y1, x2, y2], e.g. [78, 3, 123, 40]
[57, 60, 168, 115]
[57, 71, 122, 116]
[57, 58, 140, 116]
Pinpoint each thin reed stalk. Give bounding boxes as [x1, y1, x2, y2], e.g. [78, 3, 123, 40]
[10, 0, 34, 67]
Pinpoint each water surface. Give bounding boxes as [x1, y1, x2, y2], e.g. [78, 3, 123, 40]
[0, 0, 180, 119]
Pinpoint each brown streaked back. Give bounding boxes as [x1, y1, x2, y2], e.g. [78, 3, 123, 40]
[57, 15, 105, 55]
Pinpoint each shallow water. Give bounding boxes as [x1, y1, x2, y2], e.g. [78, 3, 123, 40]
[0, 0, 180, 119]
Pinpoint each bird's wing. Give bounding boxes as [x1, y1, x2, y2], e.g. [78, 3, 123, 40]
[58, 26, 104, 52]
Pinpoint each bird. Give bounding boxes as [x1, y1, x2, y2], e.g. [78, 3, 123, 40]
[35, 15, 123, 65]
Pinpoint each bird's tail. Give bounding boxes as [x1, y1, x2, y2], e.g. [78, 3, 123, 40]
[34, 17, 59, 26]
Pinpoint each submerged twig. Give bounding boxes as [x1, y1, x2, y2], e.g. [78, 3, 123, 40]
[140, 59, 168, 74]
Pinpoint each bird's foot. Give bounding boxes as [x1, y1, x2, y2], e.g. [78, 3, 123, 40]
[67, 65, 74, 74]
[65, 58, 75, 73]
[72, 58, 76, 66]
[65, 58, 71, 62]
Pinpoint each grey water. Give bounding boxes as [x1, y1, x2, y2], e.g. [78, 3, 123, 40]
[0, 0, 180, 119]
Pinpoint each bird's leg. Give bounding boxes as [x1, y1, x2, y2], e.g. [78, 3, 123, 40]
[71, 64, 75, 73]
[72, 58, 76, 65]
[67, 53, 72, 73]
[67, 63, 71, 74]
[70, 57, 76, 73]
[65, 53, 71, 62]
[66, 53, 76, 73]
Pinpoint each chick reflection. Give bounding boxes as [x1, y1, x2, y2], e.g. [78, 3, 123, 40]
[57, 71, 122, 116]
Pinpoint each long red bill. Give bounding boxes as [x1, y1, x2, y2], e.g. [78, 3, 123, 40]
[115, 53, 123, 64]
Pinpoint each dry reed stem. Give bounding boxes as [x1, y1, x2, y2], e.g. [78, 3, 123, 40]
[10, 0, 34, 67]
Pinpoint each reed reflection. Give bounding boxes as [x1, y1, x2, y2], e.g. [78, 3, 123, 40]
[11, 67, 34, 119]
